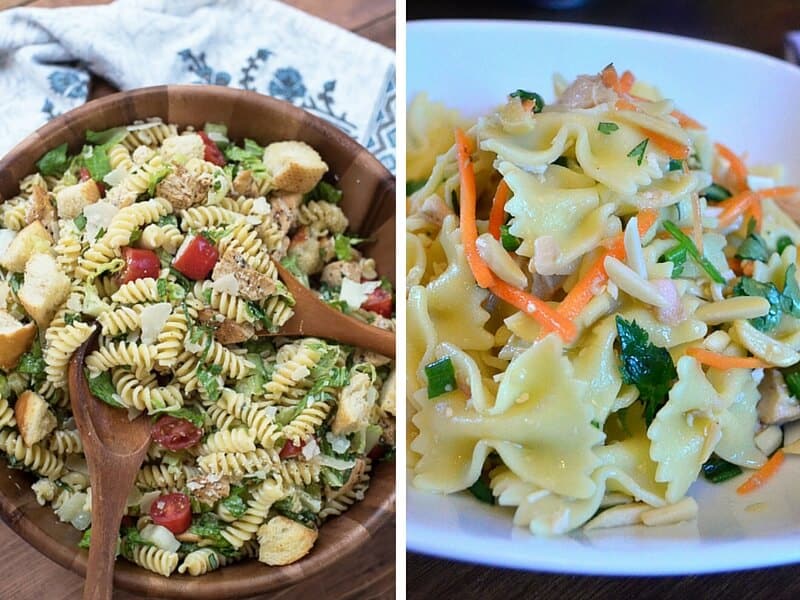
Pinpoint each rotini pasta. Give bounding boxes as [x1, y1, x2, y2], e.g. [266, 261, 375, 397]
[0, 119, 394, 579]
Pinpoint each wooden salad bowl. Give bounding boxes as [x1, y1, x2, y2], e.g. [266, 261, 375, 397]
[0, 86, 396, 599]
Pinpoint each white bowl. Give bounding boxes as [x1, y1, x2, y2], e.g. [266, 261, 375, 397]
[407, 19, 800, 575]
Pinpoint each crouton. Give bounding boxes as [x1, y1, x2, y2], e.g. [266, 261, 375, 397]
[26, 185, 55, 228]
[0, 311, 37, 370]
[262, 141, 328, 194]
[156, 165, 210, 210]
[257, 516, 318, 566]
[55, 179, 100, 219]
[331, 372, 378, 435]
[211, 249, 276, 301]
[0, 221, 53, 273]
[270, 192, 302, 233]
[18, 253, 71, 328]
[159, 133, 205, 163]
[15, 391, 57, 446]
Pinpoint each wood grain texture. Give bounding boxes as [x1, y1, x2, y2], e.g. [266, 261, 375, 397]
[407, 1, 800, 597]
[0, 1, 396, 597]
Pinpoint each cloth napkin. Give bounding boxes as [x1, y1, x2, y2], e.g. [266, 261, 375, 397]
[0, 0, 396, 172]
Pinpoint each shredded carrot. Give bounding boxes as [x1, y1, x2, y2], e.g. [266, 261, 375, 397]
[488, 179, 511, 240]
[671, 109, 705, 130]
[686, 347, 768, 370]
[637, 208, 660, 236]
[752, 186, 800, 199]
[554, 209, 659, 324]
[615, 98, 639, 112]
[691, 194, 703, 252]
[455, 128, 495, 289]
[747, 197, 763, 232]
[737, 450, 785, 495]
[490, 279, 576, 343]
[714, 142, 748, 191]
[727, 256, 742, 275]
[601, 64, 619, 91]
[640, 128, 690, 160]
[741, 259, 755, 277]
[619, 70, 635, 94]
[716, 192, 757, 230]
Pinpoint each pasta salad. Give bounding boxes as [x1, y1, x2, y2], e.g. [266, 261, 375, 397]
[407, 65, 800, 535]
[0, 118, 395, 576]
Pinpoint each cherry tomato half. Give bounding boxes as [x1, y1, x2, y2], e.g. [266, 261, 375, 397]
[152, 415, 203, 451]
[150, 492, 192, 534]
[361, 288, 392, 318]
[119, 247, 161, 284]
[198, 131, 226, 167]
[279, 439, 306, 459]
[172, 235, 219, 280]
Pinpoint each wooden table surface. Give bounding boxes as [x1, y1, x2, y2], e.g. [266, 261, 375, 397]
[407, 1, 800, 598]
[0, 1, 395, 599]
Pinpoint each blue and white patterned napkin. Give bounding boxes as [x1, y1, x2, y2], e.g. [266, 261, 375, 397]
[0, 0, 396, 172]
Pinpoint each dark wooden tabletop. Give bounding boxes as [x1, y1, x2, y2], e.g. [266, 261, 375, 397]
[407, 1, 800, 598]
[0, 1, 395, 599]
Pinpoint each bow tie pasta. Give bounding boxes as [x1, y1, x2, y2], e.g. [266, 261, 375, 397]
[407, 65, 800, 536]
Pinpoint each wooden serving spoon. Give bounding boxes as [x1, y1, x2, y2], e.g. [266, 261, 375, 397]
[264, 262, 396, 358]
[68, 328, 152, 600]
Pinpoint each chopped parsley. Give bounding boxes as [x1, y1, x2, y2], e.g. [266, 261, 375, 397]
[781, 264, 800, 319]
[659, 245, 688, 278]
[732, 277, 783, 332]
[509, 89, 545, 113]
[615, 316, 677, 426]
[597, 122, 619, 135]
[735, 230, 769, 262]
[627, 138, 649, 166]
[63, 312, 80, 326]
